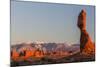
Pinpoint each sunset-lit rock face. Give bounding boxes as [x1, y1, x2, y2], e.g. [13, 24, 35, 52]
[11, 47, 44, 61]
[11, 43, 79, 62]
[77, 9, 86, 31]
[11, 48, 19, 61]
[77, 9, 95, 56]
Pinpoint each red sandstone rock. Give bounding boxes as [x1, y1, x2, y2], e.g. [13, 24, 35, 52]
[77, 9, 95, 56]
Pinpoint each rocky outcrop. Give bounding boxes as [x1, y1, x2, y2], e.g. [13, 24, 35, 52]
[77, 9, 95, 56]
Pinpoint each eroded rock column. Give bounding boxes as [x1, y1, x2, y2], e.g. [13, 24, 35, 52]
[77, 9, 95, 56]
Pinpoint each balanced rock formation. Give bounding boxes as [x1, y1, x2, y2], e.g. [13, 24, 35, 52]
[77, 9, 95, 56]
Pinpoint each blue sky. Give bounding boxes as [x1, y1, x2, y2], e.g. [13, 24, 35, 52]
[11, 1, 95, 45]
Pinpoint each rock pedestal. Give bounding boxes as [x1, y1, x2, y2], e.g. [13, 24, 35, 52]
[77, 9, 95, 56]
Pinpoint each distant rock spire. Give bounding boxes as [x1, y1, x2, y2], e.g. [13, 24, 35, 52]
[77, 9, 95, 56]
